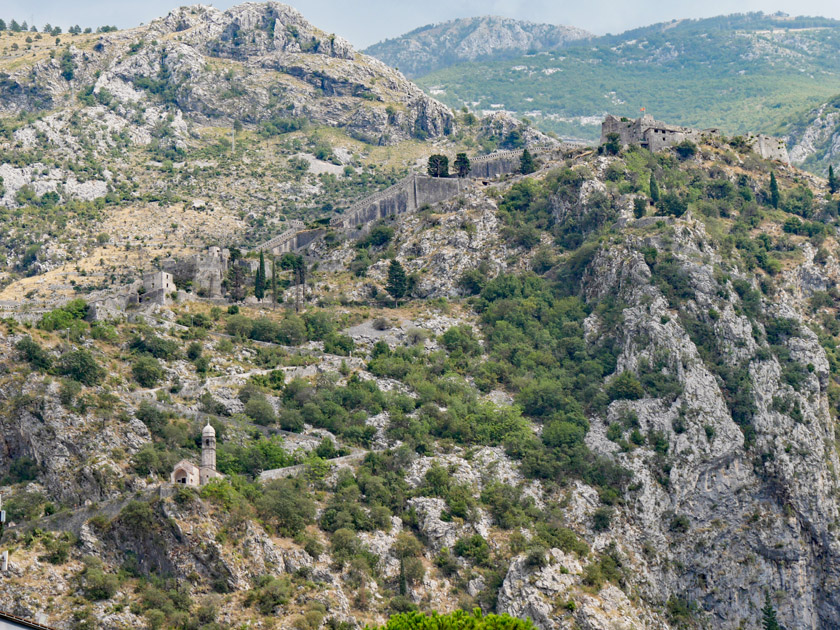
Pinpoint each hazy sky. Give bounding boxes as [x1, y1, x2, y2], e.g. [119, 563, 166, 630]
[5, 1, 840, 47]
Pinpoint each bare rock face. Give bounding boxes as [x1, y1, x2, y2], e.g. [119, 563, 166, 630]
[0, 2, 455, 146]
[0, 372, 150, 506]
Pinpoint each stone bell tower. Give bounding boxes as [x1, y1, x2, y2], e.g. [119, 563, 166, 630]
[199, 422, 217, 485]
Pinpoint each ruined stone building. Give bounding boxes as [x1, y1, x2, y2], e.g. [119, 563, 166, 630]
[162, 247, 230, 298]
[140, 271, 175, 306]
[170, 423, 223, 487]
[601, 114, 718, 152]
[601, 114, 790, 163]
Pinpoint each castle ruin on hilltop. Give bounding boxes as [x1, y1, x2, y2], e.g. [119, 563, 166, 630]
[601, 114, 790, 163]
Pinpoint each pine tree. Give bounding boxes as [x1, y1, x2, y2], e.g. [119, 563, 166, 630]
[762, 595, 783, 630]
[520, 149, 536, 175]
[254, 250, 265, 300]
[386, 259, 407, 306]
[10, 19, 20, 32]
[649, 172, 660, 205]
[0, 20, 6, 31]
[829, 165, 838, 194]
[770, 171, 780, 208]
[454, 152, 471, 178]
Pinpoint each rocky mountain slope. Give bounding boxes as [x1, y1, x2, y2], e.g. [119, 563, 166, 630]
[2, 4, 840, 630]
[407, 12, 840, 146]
[363, 17, 591, 79]
[0, 2, 525, 305]
[783, 94, 840, 174]
[0, 101, 839, 630]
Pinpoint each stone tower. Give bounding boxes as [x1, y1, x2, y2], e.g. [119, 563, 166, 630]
[199, 422, 217, 485]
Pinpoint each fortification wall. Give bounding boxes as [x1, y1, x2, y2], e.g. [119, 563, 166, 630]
[747, 134, 790, 163]
[471, 155, 522, 179]
[416, 175, 469, 207]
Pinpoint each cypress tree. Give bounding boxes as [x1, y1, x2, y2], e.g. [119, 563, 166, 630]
[271, 255, 278, 309]
[254, 250, 265, 300]
[770, 172, 780, 208]
[386, 259, 407, 306]
[649, 172, 660, 205]
[829, 165, 838, 194]
[454, 152, 471, 178]
[761, 595, 783, 630]
[520, 149, 536, 174]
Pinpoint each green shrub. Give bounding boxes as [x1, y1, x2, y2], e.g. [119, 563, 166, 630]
[367, 610, 535, 630]
[15, 336, 52, 370]
[256, 478, 315, 536]
[245, 395, 276, 425]
[132, 355, 164, 387]
[58, 348, 105, 385]
[453, 534, 491, 566]
[606, 371, 644, 402]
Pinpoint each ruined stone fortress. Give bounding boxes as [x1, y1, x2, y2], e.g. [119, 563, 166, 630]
[601, 113, 790, 163]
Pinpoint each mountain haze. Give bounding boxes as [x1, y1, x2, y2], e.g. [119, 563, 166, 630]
[363, 16, 591, 79]
[396, 12, 840, 153]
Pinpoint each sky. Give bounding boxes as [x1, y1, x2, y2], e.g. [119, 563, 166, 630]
[4, 0, 840, 47]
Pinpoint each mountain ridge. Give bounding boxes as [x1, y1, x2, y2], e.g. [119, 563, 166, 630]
[363, 16, 591, 78]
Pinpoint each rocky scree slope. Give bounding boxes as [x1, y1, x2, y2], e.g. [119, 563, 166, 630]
[364, 16, 591, 79]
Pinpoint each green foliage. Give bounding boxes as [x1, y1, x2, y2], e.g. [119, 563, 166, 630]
[80, 556, 119, 601]
[365, 609, 536, 630]
[59, 48, 75, 81]
[519, 149, 536, 175]
[674, 140, 698, 159]
[4, 491, 47, 522]
[606, 371, 644, 402]
[454, 152, 471, 178]
[255, 250, 266, 300]
[358, 225, 394, 249]
[770, 172, 780, 209]
[58, 348, 105, 385]
[440, 325, 481, 357]
[453, 534, 491, 566]
[256, 477, 316, 536]
[762, 595, 785, 630]
[649, 172, 660, 204]
[38, 299, 88, 331]
[15, 336, 52, 371]
[129, 333, 180, 360]
[386, 259, 407, 303]
[244, 395, 276, 425]
[246, 575, 293, 614]
[132, 355, 164, 387]
[427, 154, 449, 178]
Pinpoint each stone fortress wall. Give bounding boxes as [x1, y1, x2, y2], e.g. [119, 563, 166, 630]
[252, 142, 589, 254]
[601, 113, 790, 163]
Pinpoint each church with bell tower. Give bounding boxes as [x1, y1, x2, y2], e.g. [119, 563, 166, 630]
[170, 423, 224, 487]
